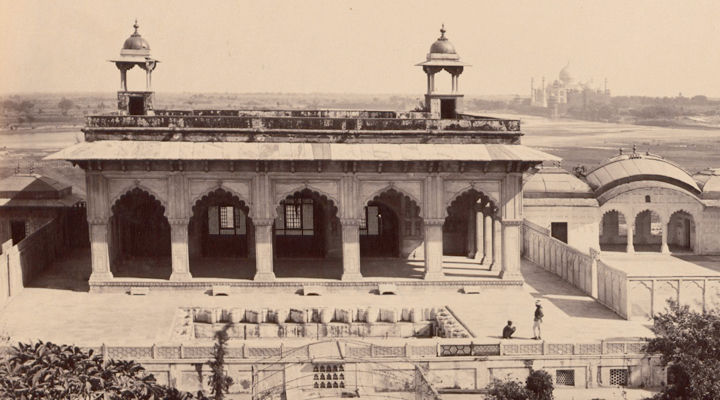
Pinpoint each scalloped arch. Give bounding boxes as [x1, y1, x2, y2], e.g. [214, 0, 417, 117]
[274, 184, 340, 208]
[445, 187, 498, 218]
[190, 184, 251, 211]
[364, 185, 422, 211]
[110, 184, 168, 218]
[444, 185, 500, 218]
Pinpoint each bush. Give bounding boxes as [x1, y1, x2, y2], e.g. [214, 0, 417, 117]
[526, 370, 554, 400]
[486, 376, 529, 400]
[645, 300, 720, 399]
[0, 341, 207, 399]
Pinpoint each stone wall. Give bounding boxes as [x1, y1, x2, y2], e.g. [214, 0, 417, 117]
[626, 277, 720, 319]
[522, 220, 598, 296]
[523, 199, 599, 250]
[596, 260, 629, 319]
[0, 218, 66, 307]
[74, 339, 662, 394]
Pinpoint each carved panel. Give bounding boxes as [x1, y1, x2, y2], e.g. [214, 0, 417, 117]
[629, 280, 652, 319]
[680, 280, 704, 313]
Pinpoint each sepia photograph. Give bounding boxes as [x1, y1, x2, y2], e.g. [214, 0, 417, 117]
[1, 1, 719, 399]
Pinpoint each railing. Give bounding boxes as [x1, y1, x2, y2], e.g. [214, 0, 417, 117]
[597, 260, 629, 319]
[85, 113, 521, 132]
[65, 339, 647, 362]
[522, 219, 598, 296]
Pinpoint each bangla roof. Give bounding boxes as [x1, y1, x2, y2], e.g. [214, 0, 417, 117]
[45, 141, 559, 162]
[585, 152, 700, 195]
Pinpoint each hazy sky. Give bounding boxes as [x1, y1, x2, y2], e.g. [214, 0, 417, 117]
[1, 0, 719, 97]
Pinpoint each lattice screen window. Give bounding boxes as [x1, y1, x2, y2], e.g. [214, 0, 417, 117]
[610, 368, 628, 386]
[312, 363, 345, 389]
[556, 369, 575, 386]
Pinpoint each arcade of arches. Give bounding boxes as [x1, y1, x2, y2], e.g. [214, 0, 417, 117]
[600, 209, 696, 253]
[89, 182, 514, 282]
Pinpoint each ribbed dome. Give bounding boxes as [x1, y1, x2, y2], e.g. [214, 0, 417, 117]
[429, 25, 456, 54]
[122, 21, 150, 51]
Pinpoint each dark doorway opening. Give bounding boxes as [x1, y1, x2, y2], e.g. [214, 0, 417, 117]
[10, 220, 26, 245]
[360, 202, 399, 257]
[274, 189, 338, 259]
[128, 96, 145, 116]
[440, 99, 456, 119]
[551, 222, 568, 244]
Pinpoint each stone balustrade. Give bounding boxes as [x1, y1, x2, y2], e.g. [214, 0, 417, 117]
[67, 338, 648, 362]
[85, 112, 521, 132]
[522, 219, 597, 296]
[624, 274, 720, 319]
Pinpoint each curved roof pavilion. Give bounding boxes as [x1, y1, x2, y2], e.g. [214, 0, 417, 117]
[585, 151, 700, 196]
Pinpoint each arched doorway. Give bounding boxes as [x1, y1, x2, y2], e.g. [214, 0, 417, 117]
[360, 189, 422, 258]
[668, 210, 695, 253]
[634, 209, 662, 252]
[273, 189, 341, 278]
[444, 189, 496, 261]
[599, 210, 628, 252]
[274, 189, 340, 258]
[109, 188, 171, 278]
[188, 188, 254, 278]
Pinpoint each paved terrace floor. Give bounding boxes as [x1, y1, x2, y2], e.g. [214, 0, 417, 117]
[600, 251, 720, 277]
[0, 249, 655, 346]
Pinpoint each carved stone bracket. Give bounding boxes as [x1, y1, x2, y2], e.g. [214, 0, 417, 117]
[254, 218, 275, 226]
[424, 218, 445, 226]
[340, 218, 363, 226]
[168, 218, 190, 226]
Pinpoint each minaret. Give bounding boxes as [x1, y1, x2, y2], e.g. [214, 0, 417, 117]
[530, 78, 535, 105]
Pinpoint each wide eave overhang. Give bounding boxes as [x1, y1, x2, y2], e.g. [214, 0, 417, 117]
[46, 141, 558, 163]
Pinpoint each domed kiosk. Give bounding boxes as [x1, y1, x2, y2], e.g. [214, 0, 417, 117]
[416, 25, 470, 119]
[109, 20, 159, 116]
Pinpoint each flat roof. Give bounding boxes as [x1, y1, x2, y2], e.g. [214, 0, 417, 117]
[45, 141, 559, 162]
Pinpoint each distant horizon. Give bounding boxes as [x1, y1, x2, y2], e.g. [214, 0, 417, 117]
[2, 1, 720, 98]
[1, 90, 718, 101]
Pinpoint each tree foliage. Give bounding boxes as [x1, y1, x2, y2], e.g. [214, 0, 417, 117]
[207, 325, 233, 400]
[485, 370, 555, 400]
[525, 370, 554, 400]
[0, 341, 207, 400]
[59, 97, 75, 116]
[645, 300, 720, 400]
[486, 376, 529, 400]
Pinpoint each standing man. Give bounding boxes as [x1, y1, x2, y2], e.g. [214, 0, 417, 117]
[533, 300, 543, 340]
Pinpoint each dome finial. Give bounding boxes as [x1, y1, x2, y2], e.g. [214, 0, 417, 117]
[439, 24, 446, 40]
[133, 19, 139, 34]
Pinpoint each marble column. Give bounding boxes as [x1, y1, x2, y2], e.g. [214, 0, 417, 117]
[466, 210, 476, 258]
[500, 219, 522, 280]
[474, 209, 484, 261]
[88, 220, 113, 282]
[341, 219, 362, 281]
[493, 218, 503, 270]
[660, 221, 670, 254]
[424, 219, 444, 280]
[253, 219, 276, 281]
[626, 220, 635, 254]
[169, 219, 192, 281]
[484, 213, 493, 265]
